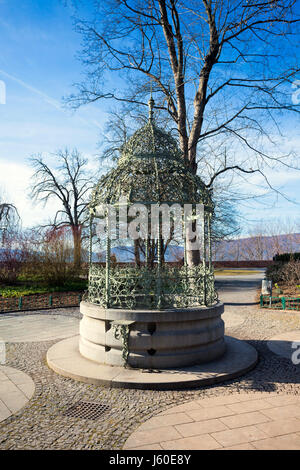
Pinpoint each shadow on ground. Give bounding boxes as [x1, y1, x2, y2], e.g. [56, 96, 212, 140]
[223, 302, 258, 306]
[215, 279, 262, 291]
[207, 338, 300, 394]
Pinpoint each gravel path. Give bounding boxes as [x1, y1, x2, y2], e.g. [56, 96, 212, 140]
[1, 275, 300, 450]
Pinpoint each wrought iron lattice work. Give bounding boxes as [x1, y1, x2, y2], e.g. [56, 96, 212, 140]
[88, 264, 217, 309]
[87, 97, 217, 310]
[89, 119, 211, 208]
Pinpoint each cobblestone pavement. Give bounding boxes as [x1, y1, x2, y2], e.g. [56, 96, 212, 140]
[0, 276, 300, 450]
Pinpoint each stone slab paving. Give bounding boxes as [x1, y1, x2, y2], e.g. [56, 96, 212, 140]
[123, 393, 300, 450]
[0, 366, 35, 423]
[267, 330, 300, 360]
[0, 314, 79, 343]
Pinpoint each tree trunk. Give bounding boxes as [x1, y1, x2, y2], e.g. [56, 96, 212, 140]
[186, 220, 201, 266]
[72, 225, 82, 270]
[134, 239, 141, 267]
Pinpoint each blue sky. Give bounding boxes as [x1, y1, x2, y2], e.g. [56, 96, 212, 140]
[0, 0, 299, 234]
[0, 0, 107, 226]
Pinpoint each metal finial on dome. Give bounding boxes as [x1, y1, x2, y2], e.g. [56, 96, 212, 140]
[148, 95, 154, 122]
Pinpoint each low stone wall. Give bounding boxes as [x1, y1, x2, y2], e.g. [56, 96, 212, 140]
[79, 301, 225, 369]
[213, 260, 272, 268]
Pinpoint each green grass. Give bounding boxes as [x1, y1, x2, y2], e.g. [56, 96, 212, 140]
[0, 280, 87, 298]
[214, 269, 261, 276]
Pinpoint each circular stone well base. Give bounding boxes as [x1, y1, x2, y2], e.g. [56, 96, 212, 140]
[47, 336, 258, 390]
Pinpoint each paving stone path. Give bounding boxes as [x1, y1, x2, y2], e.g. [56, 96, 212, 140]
[0, 314, 79, 343]
[0, 274, 300, 450]
[124, 392, 300, 450]
[0, 366, 35, 423]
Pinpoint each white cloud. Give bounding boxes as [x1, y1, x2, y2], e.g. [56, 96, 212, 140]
[0, 160, 61, 228]
[243, 168, 300, 188]
[0, 69, 103, 131]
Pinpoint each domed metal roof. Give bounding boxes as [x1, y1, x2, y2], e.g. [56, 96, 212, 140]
[119, 99, 182, 164]
[90, 98, 212, 213]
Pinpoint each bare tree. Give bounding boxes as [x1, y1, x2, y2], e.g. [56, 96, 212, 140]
[29, 149, 96, 269]
[0, 190, 20, 243]
[69, 0, 299, 168]
[244, 217, 300, 259]
[66, 0, 300, 264]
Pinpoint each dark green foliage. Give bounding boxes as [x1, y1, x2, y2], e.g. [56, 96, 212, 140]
[273, 253, 300, 263]
[266, 263, 285, 282]
[0, 279, 87, 298]
[266, 260, 300, 285]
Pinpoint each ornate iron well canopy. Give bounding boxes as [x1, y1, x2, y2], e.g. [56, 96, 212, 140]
[79, 98, 225, 369]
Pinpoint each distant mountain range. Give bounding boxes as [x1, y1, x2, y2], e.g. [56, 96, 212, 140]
[2, 233, 300, 263]
[95, 245, 184, 262]
[95, 233, 300, 262]
[214, 233, 300, 261]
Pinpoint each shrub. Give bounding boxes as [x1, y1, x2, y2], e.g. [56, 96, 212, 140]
[266, 260, 300, 286]
[266, 263, 285, 283]
[280, 260, 300, 287]
[273, 252, 300, 263]
[0, 231, 31, 283]
[34, 228, 76, 286]
[11, 227, 76, 287]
